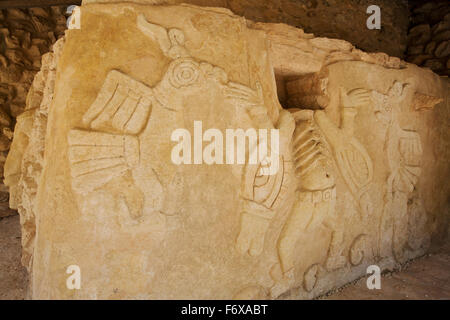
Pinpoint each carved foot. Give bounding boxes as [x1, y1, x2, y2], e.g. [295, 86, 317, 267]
[303, 264, 320, 292]
[324, 254, 347, 271]
[269, 263, 295, 298]
[236, 212, 270, 256]
[120, 177, 145, 220]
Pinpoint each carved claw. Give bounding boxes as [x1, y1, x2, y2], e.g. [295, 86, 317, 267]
[121, 183, 145, 219]
[340, 87, 371, 109]
[224, 81, 265, 110]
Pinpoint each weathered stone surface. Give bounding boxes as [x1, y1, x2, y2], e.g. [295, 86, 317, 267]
[5, 2, 449, 300]
[0, 7, 66, 184]
[408, 24, 431, 45]
[4, 37, 65, 271]
[434, 30, 450, 43]
[423, 59, 444, 72]
[435, 40, 450, 58]
[406, 0, 450, 76]
[407, 45, 424, 56]
[407, 54, 433, 66]
[425, 41, 437, 55]
[85, 0, 410, 58]
[432, 19, 450, 35]
[0, 188, 16, 218]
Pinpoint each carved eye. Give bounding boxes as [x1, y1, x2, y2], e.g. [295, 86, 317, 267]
[168, 58, 200, 88]
[385, 106, 392, 112]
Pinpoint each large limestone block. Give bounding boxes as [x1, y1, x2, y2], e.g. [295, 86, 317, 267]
[0, 7, 67, 185]
[4, 37, 65, 272]
[6, 2, 448, 299]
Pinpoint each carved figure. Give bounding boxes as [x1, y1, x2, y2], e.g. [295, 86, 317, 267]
[314, 88, 374, 217]
[225, 81, 296, 256]
[271, 87, 373, 297]
[68, 15, 226, 219]
[68, 14, 295, 224]
[374, 81, 424, 262]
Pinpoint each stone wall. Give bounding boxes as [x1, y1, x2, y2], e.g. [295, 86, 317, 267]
[406, 0, 450, 76]
[5, 2, 447, 299]
[0, 1, 424, 195]
[0, 0, 448, 300]
[222, 0, 410, 59]
[87, 0, 410, 58]
[4, 37, 64, 271]
[0, 7, 66, 217]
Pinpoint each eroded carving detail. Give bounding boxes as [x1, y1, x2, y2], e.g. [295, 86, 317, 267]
[374, 81, 436, 263]
[270, 108, 338, 297]
[303, 264, 321, 292]
[315, 88, 374, 217]
[16, 5, 447, 300]
[69, 14, 290, 224]
[4, 37, 65, 271]
[349, 234, 367, 266]
[270, 85, 374, 297]
[226, 81, 296, 256]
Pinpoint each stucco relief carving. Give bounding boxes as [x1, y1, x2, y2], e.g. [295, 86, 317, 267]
[268, 85, 375, 297]
[230, 82, 295, 256]
[314, 88, 374, 218]
[7, 3, 447, 300]
[230, 69, 443, 298]
[68, 14, 284, 223]
[374, 81, 441, 263]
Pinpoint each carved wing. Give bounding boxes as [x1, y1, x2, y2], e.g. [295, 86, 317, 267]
[68, 70, 153, 193]
[82, 70, 153, 135]
[390, 129, 423, 193]
[398, 129, 423, 167]
[335, 139, 373, 192]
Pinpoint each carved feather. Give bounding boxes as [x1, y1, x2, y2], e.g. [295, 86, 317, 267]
[82, 70, 153, 135]
[68, 129, 139, 192]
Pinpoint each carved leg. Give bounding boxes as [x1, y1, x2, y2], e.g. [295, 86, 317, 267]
[269, 192, 314, 297]
[270, 110, 337, 297]
[235, 112, 294, 257]
[236, 201, 273, 256]
[113, 172, 145, 220]
[325, 229, 346, 271]
[121, 183, 145, 220]
[392, 191, 409, 263]
[278, 193, 315, 273]
[160, 172, 183, 216]
[314, 191, 346, 271]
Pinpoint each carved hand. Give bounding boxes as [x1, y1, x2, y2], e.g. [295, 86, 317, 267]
[398, 130, 423, 166]
[224, 81, 265, 112]
[341, 88, 371, 109]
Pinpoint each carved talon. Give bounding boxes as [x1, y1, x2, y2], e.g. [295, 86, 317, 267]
[224, 81, 265, 109]
[341, 87, 371, 109]
[121, 182, 144, 220]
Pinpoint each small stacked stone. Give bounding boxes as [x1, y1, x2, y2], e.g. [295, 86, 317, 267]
[406, 1, 450, 76]
[0, 7, 67, 180]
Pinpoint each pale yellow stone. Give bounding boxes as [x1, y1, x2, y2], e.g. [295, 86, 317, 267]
[5, 2, 449, 299]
